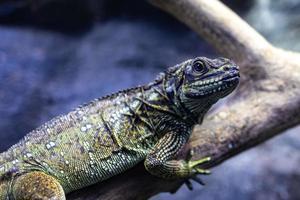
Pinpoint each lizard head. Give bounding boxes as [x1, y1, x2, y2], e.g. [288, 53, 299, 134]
[164, 57, 239, 120]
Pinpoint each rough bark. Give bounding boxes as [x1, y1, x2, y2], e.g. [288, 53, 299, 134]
[68, 0, 300, 199]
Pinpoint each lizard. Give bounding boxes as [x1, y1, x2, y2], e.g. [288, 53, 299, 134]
[0, 56, 239, 199]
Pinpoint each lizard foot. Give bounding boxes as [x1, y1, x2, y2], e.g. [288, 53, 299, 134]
[184, 150, 211, 190]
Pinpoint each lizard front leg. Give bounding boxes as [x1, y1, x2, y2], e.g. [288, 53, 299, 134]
[12, 171, 65, 200]
[144, 131, 210, 181]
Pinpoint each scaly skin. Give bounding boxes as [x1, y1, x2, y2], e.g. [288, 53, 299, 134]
[0, 57, 239, 199]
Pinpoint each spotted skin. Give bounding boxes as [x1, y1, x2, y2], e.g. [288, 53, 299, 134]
[0, 57, 239, 199]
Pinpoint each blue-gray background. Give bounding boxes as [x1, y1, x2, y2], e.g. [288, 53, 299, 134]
[0, 0, 300, 199]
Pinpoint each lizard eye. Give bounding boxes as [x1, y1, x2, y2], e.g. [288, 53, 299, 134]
[192, 60, 206, 73]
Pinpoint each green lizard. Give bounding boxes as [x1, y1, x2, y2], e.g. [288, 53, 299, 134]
[0, 57, 239, 199]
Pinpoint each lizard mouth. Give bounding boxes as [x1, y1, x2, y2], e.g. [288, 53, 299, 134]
[222, 73, 240, 85]
[218, 73, 240, 97]
[185, 73, 239, 98]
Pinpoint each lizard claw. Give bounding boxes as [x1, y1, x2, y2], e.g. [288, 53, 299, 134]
[192, 176, 205, 186]
[189, 156, 211, 168]
[185, 176, 206, 190]
[187, 149, 211, 170]
[194, 167, 211, 175]
[186, 148, 195, 160]
[185, 179, 194, 190]
[188, 156, 211, 174]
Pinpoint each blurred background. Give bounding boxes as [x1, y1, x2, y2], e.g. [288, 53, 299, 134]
[0, 0, 300, 199]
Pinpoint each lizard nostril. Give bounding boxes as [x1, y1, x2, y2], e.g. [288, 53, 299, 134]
[223, 66, 230, 71]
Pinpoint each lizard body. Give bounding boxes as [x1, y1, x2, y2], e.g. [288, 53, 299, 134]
[0, 57, 239, 199]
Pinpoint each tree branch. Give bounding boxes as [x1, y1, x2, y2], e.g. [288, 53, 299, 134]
[68, 0, 300, 199]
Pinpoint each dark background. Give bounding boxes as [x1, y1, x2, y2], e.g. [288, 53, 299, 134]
[0, 0, 300, 199]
